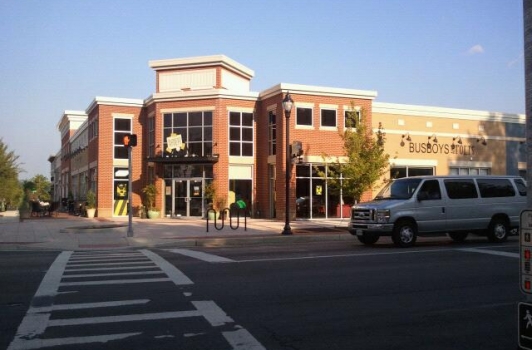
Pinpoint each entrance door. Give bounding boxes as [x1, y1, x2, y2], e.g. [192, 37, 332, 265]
[172, 178, 204, 217]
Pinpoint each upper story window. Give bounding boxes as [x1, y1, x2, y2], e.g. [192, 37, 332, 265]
[296, 107, 313, 126]
[321, 109, 336, 128]
[269, 111, 276, 156]
[147, 116, 155, 157]
[88, 117, 98, 140]
[114, 118, 131, 159]
[344, 109, 360, 129]
[229, 111, 253, 156]
[163, 111, 213, 157]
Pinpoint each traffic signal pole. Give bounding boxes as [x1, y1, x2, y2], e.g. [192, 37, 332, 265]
[127, 145, 133, 237]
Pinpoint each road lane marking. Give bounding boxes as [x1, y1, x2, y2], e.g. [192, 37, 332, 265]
[62, 270, 165, 278]
[65, 265, 157, 272]
[29, 299, 150, 313]
[33, 251, 72, 299]
[168, 249, 236, 263]
[8, 333, 141, 350]
[68, 256, 147, 263]
[457, 248, 519, 258]
[231, 245, 518, 263]
[60, 278, 172, 286]
[192, 301, 234, 326]
[223, 328, 267, 350]
[141, 249, 194, 285]
[47, 310, 202, 327]
[67, 261, 155, 267]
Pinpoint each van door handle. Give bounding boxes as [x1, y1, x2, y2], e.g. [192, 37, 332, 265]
[441, 207, 445, 214]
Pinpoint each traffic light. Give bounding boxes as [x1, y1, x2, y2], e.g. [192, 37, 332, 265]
[122, 134, 137, 147]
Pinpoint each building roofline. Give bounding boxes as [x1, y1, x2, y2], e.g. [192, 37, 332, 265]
[144, 89, 259, 105]
[149, 54, 255, 80]
[86, 96, 144, 114]
[373, 101, 525, 123]
[259, 83, 378, 100]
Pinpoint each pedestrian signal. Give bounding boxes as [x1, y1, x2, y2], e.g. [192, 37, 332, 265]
[123, 134, 137, 147]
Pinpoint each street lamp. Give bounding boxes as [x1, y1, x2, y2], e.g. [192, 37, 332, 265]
[282, 92, 294, 235]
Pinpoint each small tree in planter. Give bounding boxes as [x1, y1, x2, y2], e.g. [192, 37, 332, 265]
[18, 189, 31, 222]
[86, 190, 96, 218]
[142, 184, 160, 219]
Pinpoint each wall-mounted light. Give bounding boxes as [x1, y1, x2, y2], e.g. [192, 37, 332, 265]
[428, 134, 438, 143]
[477, 136, 487, 146]
[400, 133, 411, 147]
[451, 136, 462, 150]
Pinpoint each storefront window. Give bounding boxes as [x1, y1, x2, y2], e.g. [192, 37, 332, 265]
[390, 166, 434, 179]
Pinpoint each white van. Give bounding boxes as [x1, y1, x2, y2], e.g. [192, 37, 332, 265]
[348, 175, 527, 247]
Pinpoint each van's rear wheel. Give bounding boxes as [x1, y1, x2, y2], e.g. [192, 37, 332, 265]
[357, 233, 380, 245]
[392, 220, 417, 248]
[487, 218, 509, 243]
[448, 232, 469, 243]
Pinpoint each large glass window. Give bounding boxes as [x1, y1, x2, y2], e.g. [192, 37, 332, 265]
[229, 111, 253, 156]
[163, 111, 213, 157]
[114, 118, 131, 159]
[296, 107, 313, 126]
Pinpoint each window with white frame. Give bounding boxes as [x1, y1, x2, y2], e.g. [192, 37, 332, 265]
[114, 118, 132, 159]
[268, 110, 276, 156]
[229, 111, 253, 156]
[321, 108, 336, 127]
[344, 109, 360, 128]
[296, 107, 313, 126]
[449, 167, 490, 175]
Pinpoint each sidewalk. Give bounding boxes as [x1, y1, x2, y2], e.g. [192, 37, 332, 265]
[0, 210, 354, 251]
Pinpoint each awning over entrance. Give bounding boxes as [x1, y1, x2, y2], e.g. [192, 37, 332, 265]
[146, 155, 219, 165]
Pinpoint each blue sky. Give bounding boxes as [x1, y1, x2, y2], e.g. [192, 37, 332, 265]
[0, 0, 524, 179]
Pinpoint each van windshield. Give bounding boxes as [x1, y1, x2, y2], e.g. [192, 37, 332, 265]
[374, 178, 423, 200]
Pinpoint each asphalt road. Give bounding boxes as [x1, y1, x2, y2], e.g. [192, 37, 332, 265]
[0, 236, 523, 350]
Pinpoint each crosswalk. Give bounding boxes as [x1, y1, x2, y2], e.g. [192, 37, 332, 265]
[8, 249, 265, 350]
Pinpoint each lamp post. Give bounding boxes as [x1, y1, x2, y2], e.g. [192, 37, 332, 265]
[281, 92, 294, 235]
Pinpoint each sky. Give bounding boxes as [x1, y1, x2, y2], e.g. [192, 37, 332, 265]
[0, 0, 525, 180]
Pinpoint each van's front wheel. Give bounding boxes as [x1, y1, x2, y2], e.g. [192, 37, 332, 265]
[392, 220, 417, 248]
[487, 218, 509, 243]
[357, 232, 380, 245]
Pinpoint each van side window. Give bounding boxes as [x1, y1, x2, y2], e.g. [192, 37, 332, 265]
[514, 178, 527, 196]
[444, 179, 478, 199]
[477, 178, 515, 198]
[418, 180, 441, 200]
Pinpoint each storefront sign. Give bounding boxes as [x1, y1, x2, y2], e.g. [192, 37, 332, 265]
[406, 142, 476, 155]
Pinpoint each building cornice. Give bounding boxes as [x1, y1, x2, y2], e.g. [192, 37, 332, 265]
[149, 54, 254, 80]
[86, 96, 144, 114]
[373, 102, 525, 124]
[145, 89, 259, 104]
[259, 83, 378, 101]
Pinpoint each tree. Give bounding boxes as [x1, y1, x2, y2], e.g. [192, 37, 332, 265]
[30, 174, 51, 201]
[0, 139, 22, 208]
[318, 104, 389, 204]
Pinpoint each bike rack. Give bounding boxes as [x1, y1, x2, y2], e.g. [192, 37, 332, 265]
[206, 207, 247, 232]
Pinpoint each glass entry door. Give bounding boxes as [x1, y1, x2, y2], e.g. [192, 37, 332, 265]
[172, 178, 203, 217]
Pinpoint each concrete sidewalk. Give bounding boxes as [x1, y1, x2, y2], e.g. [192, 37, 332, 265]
[0, 210, 354, 251]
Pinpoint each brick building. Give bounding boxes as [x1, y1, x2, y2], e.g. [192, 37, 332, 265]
[50, 55, 526, 220]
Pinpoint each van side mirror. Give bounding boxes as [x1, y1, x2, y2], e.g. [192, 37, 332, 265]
[417, 192, 429, 201]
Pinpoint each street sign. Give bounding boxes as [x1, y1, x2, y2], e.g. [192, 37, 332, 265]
[519, 302, 532, 349]
[521, 210, 532, 295]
